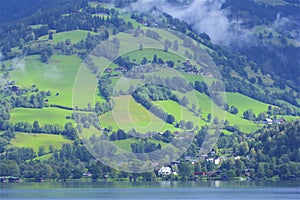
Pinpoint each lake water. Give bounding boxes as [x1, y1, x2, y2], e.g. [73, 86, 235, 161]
[1, 181, 299, 199]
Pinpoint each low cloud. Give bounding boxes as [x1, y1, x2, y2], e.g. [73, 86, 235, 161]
[44, 66, 63, 82]
[272, 14, 300, 45]
[128, 0, 253, 46]
[0, 51, 3, 67]
[12, 57, 26, 73]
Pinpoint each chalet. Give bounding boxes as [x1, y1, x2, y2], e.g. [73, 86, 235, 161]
[8, 177, 21, 183]
[114, 67, 127, 73]
[185, 68, 199, 74]
[83, 172, 92, 177]
[274, 118, 286, 124]
[263, 118, 273, 125]
[171, 161, 180, 166]
[184, 59, 191, 66]
[104, 68, 112, 73]
[158, 166, 172, 176]
[214, 157, 222, 165]
[185, 156, 196, 163]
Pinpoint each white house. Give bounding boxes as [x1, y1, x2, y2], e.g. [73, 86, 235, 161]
[264, 118, 273, 125]
[158, 167, 172, 176]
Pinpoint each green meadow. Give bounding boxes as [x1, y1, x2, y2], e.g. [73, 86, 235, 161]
[225, 92, 270, 116]
[114, 138, 169, 152]
[11, 132, 71, 153]
[126, 48, 185, 66]
[99, 95, 177, 133]
[39, 30, 97, 44]
[121, 13, 146, 28]
[174, 91, 213, 117]
[152, 100, 200, 126]
[10, 107, 74, 126]
[10, 54, 82, 107]
[174, 91, 263, 133]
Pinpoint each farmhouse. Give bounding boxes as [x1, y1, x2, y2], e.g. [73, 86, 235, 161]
[104, 68, 112, 73]
[274, 118, 286, 124]
[114, 67, 127, 73]
[263, 118, 273, 125]
[158, 166, 172, 176]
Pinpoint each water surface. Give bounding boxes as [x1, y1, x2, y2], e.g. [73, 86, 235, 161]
[1, 181, 299, 199]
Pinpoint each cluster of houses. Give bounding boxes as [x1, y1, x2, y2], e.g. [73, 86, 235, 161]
[0, 176, 21, 183]
[263, 118, 286, 125]
[104, 67, 128, 74]
[158, 161, 181, 176]
[178, 60, 214, 77]
[158, 155, 223, 178]
[178, 60, 199, 75]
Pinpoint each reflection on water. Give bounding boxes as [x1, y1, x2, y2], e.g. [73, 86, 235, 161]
[1, 181, 300, 200]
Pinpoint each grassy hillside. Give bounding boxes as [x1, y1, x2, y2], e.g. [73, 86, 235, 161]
[225, 92, 270, 116]
[38, 30, 97, 44]
[10, 107, 73, 126]
[1, 4, 298, 165]
[114, 138, 168, 152]
[10, 54, 82, 107]
[153, 100, 200, 125]
[99, 95, 177, 133]
[10, 132, 71, 153]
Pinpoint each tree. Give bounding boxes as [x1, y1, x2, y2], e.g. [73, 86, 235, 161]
[33, 120, 41, 133]
[164, 42, 169, 52]
[250, 77, 256, 84]
[186, 121, 194, 130]
[41, 52, 48, 63]
[257, 163, 265, 178]
[192, 104, 197, 112]
[152, 54, 157, 63]
[230, 106, 238, 114]
[65, 38, 71, 45]
[49, 145, 54, 153]
[38, 146, 45, 156]
[90, 164, 102, 179]
[179, 162, 194, 180]
[48, 32, 53, 40]
[179, 120, 186, 129]
[207, 113, 212, 122]
[239, 142, 249, 155]
[180, 96, 189, 107]
[173, 40, 179, 51]
[59, 167, 71, 182]
[243, 109, 255, 121]
[62, 123, 77, 140]
[213, 116, 219, 124]
[141, 57, 147, 65]
[197, 108, 202, 117]
[72, 167, 83, 179]
[166, 114, 175, 124]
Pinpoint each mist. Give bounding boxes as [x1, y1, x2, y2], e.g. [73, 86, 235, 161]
[128, 0, 253, 46]
[12, 57, 26, 73]
[0, 51, 2, 67]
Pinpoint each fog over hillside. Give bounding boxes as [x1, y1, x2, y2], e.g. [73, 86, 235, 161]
[129, 0, 252, 45]
[127, 0, 299, 46]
